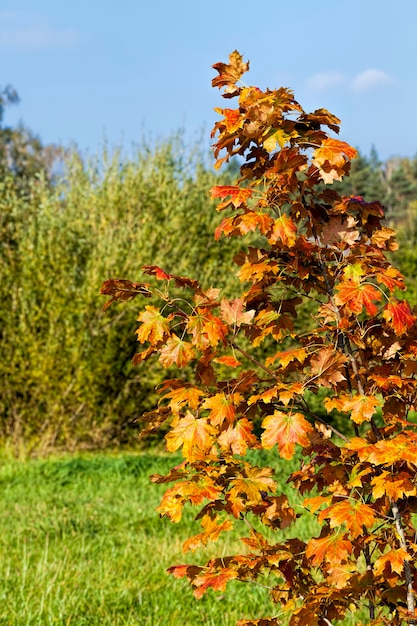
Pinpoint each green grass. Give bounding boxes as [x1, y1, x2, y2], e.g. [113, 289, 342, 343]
[0, 451, 368, 625]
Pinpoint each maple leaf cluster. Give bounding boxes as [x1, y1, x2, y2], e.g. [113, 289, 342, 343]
[101, 51, 417, 625]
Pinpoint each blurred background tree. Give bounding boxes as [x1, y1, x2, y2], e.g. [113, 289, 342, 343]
[0, 84, 64, 192]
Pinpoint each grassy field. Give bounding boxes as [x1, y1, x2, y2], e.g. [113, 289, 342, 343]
[0, 451, 365, 625]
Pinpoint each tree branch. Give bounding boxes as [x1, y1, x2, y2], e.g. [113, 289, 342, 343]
[391, 500, 416, 623]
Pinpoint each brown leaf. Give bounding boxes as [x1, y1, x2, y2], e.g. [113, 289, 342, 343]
[100, 278, 151, 310]
[309, 348, 347, 388]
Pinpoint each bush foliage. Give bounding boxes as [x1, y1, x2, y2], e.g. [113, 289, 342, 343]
[0, 135, 243, 451]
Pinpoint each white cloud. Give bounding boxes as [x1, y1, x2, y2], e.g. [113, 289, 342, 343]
[351, 69, 396, 93]
[306, 71, 346, 93]
[0, 11, 78, 50]
[305, 68, 397, 96]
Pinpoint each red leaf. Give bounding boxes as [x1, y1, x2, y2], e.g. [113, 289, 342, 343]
[214, 355, 242, 367]
[192, 568, 238, 599]
[383, 299, 415, 335]
[334, 281, 383, 316]
[211, 185, 253, 210]
[142, 265, 172, 281]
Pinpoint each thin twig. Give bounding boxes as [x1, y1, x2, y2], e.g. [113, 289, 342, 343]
[231, 342, 279, 380]
[300, 399, 349, 442]
[391, 500, 416, 623]
[362, 528, 376, 620]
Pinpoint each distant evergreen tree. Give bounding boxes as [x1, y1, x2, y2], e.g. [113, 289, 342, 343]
[334, 147, 386, 203]
[383, 157, 417, 222]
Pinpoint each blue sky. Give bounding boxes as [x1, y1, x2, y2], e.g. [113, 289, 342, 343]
[0, 0, 415, 161]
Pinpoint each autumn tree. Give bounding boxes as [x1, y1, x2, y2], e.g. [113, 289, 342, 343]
[102, 52, 417, 625]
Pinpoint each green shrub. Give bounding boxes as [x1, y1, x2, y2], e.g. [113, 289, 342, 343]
[0, 135, 242, 452]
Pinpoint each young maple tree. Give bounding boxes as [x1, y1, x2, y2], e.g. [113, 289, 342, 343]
[101, 52, 417, 625]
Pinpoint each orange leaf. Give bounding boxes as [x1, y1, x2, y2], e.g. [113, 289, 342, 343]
[371, 227, 398, 250]
[383, 299, 415, 336]
[268, 215, 297, 247]
[374, 548, 411, 577]
[306, 533, 353, 567]
[216, 107, 243, 133]
[348, 434, 417, 466]
[334, 281, 383, 316]
[187, 312, 228, 348]
[326, 563, 356, 589]
[303, 495, 332, 514]
[167, 564, 194, 579]
[136, 305, 172, 344]
[165, 412, 215, 461]
[212, 50, 249, 94]
[260, 495, 296, 530]
[218, 418, 258, 455]
[265, 347, 307, 369]
[371, 470, 416, 500]
[261, 411, 313, 459]
[325, 394, 381, 425]
[248, 385, 281, 405]
[157, 479, 217, 522]
[313, 138, 357, 167]
[202, 392, 243, 428]
[183, 514, 233, 553]
[318, 500, 376, 539]
[211, 185, 253, 210]
[142, 265, 172, 280]
[162, 386, 204, 413]
[159, 336, 195, 368]
[238, 211, 274, 235]
[193, 568, 238, 599]
[375, 267, 405, 291]
[220, 298, 255, 327]
[214, 355, 242, 367]
[229, 465, 276, 507]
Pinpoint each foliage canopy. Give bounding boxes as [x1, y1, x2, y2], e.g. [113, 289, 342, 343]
[103, 51, 417, 625]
